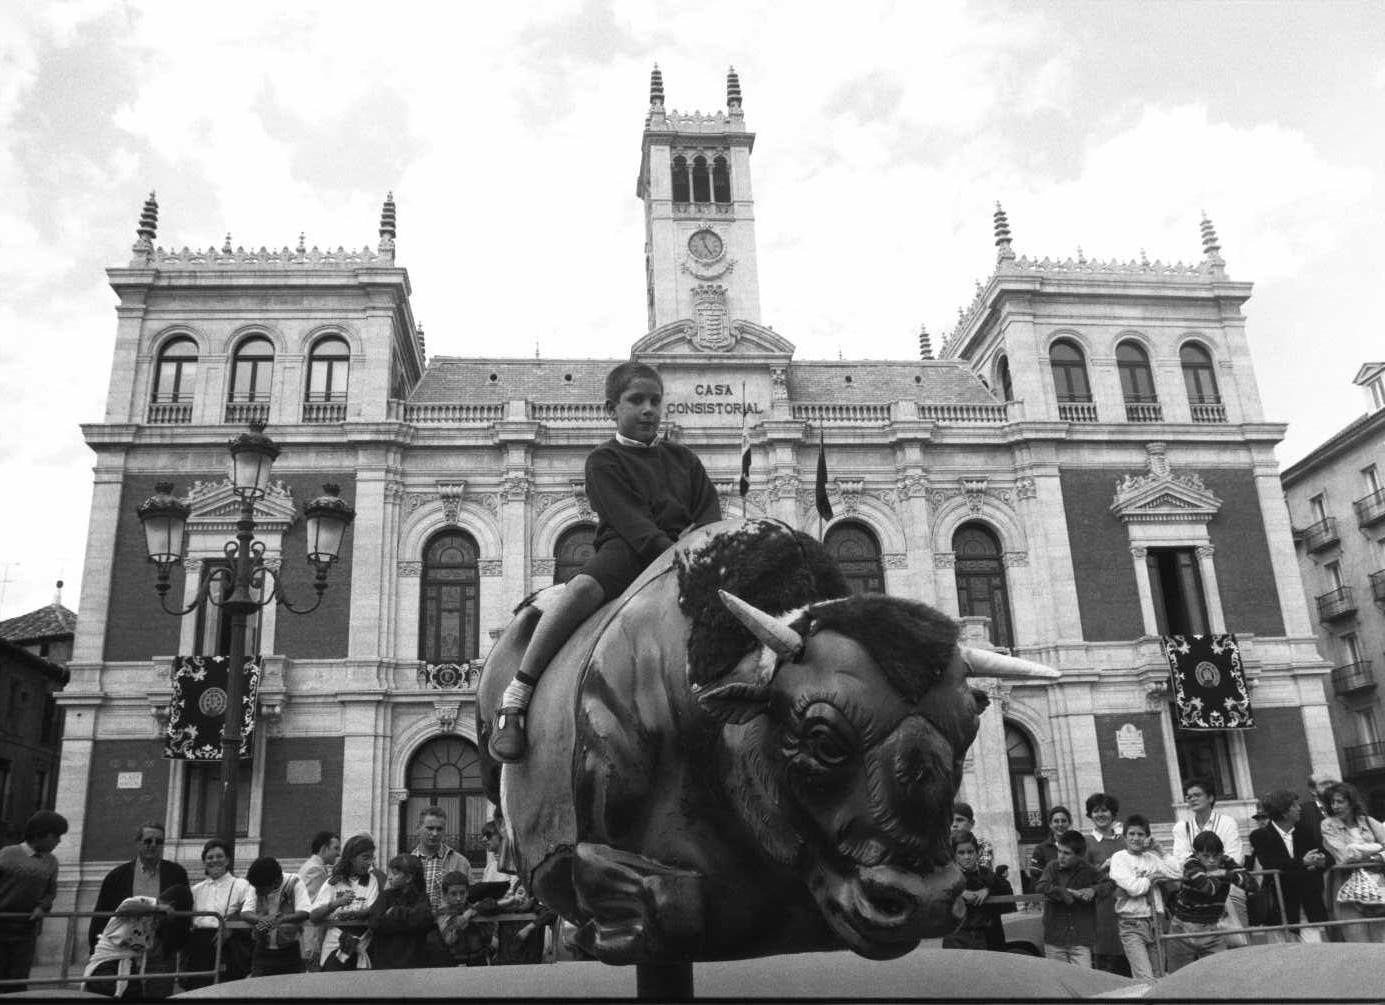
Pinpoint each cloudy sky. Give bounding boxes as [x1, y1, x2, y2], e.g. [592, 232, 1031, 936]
[1, 0, 1382, 620]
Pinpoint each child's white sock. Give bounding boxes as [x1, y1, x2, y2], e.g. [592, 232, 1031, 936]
[501, 678, 534, 711]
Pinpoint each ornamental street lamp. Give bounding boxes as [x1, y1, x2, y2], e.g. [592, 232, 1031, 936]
[137, 421, 354, 860]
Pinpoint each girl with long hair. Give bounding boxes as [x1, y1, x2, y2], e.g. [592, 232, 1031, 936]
[308, 833, 380, 970]
[1320, 781, 1385, 943]
[367, 854, 435, 969]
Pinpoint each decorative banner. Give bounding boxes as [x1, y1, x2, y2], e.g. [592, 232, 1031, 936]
[163, 655, 261, 759]
[1162, 634, 1254, 730]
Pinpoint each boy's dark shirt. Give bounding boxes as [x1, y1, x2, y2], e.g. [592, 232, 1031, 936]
[955, 866, 1015, 950]
[1036, 858, 1100, 948]
[585, 439, 721, 565]
[436, 906, 495, 965]
[1171, 854, 1243, 925]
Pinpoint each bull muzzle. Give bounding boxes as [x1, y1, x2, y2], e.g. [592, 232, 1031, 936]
[810, 860, 965, 960]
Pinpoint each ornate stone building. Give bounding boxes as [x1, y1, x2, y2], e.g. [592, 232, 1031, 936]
[51, 67, 1336, 963]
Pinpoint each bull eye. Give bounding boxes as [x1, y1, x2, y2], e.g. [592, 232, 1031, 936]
[799, 702, 856, 770]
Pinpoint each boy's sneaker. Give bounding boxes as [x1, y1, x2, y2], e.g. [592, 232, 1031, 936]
[489, 709, 528, 763]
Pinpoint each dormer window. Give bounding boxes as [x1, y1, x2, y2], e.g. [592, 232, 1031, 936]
[1370, 377, 1385, 411]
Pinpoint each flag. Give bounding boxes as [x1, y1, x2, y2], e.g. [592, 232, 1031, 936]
[739, 391, 751, 498]
[163, 655, 261, 759]
[1161, 634, 1253, 730]
[815, 429, 833, 521]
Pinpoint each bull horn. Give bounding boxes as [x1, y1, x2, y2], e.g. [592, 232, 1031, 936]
[718, 589, 804, 657]
[961, 646, 1060, 680]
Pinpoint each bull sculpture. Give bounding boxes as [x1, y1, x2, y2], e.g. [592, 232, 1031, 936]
[477, 520, 1055, 966]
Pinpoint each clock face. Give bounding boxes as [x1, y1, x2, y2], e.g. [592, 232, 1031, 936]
[688, 229, 724, 263]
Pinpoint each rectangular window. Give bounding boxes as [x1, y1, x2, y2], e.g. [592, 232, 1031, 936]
[1364, 465, 1381, 496]
[1310, 494, 1327, 524]
[1371, 379, 1385, 411]
[1325, 560, 1344, 591]
[193, 564, 261, 658]
[1356, 708, 1380, 746]
[181, 761, 252, 838]
[1172, 709, 1238, 798]
[1146, 548, 1209, 636]
[1344, 632, 1362, 664]
[0, 759, 11, 824]
[33, 768, 48, 813]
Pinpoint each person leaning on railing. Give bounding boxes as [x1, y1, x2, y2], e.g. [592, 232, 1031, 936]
[82, 885, 192, 998]
[1318, 781, 1385, 943]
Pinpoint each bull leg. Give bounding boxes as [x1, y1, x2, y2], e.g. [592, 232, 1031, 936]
[570, 842, 706, 964]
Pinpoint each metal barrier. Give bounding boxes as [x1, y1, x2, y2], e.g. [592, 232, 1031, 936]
[0, 908, 226, 993]
[1156, 862, 1385, 973]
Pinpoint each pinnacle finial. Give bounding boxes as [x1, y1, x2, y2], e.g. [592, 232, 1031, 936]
[727, 65, 742, 112]
[222, 232, 232, 254]
[379, 191, 397, 243]
[1200, 212, 1222, 259]
[650, 63, 665, 108]
[296, 232, 306, 255]
[918, 323, 933, 360]
[993, 201, 1014, 261]
[136, 191, 159, 243]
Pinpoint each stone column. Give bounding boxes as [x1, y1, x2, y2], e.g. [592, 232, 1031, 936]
[339, 698, 386, 838]
[1196, 544, 1226, 633]
[500, 473, 531, 612]
[961, 676, 1017, 873]
[72, 456, 128, 665]
[1130, 546, 1158, 634]
[895, 472, 934, 602]
[1046, 681, 1104, 811]
[348, 465, 389, 660]
[1250, 454, 1315, 637]
[394, 562, 422, 662]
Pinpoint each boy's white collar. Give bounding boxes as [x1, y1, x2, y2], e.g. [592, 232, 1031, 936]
[615, 431, 660, 448]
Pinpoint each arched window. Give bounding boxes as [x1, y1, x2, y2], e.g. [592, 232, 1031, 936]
[1049, 339, 1091, 402]
[554, 524, 596, 585]
[670, 155, 690, 203]
[712, 156, 731, 203]
[227, 335, 274, 423]
[304, 335, 350, 422]
[824, 522, 885, 595]
[691, 156, 711, 203]
[1181, 342, 1220, 404]
[996, 354, 1014, 403]
[952, 522, 1014, 649]
[400, 736, 490, 863]
[420, 530, 480, 665]
[150, 337, 198, 424]
[1116, 341, 1160, 422]
[1006, 723, 1048, 842]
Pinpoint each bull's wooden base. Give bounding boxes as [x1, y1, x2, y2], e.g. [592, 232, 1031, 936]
[635, 961, 693, 1000]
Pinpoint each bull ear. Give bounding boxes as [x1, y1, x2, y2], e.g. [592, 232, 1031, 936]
[694, 681, 773, 725]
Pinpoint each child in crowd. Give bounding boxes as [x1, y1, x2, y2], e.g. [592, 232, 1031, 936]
[1036, 830, 1099, 966]
[309, 833, 379, 971]
[367, 854, 435, 970]
[943, 831, 1014, 951]
[489, 361, 721, 762]
[240, 857, 312, 977]
[83, 884, 192, 999]
[1165, 831, 1248, 972]
[432, 870, 498, 966]
[1108, 814, 1181, 981]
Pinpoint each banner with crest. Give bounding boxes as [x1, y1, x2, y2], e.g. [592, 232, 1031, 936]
[1161, 634, 1254, 730]
[163, 655, 261, 759]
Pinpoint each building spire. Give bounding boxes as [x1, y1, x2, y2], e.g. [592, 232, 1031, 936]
[378, 191, 397, 260]
[53, 580, 63, 607]
[918, 323, 933, 360]
[131, 190, 159, 264]
[994, 201, 1014, 262]
[1200, 211, 1225, 274]
[727, 66, 742, 113]
[649, 63, 665, 109]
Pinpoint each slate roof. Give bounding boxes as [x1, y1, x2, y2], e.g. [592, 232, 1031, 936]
[0, 603, 77, 644]
[409, 357, 998, 407]
[0, 636, 68, 685]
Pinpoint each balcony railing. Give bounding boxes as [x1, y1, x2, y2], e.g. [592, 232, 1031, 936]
[1189, 400, 1228, 423]
[403, 402, 506, 424]
[417, 661, 483, 690]
[917, 402, 1009, 423]
[1354, 488, 1385, 528]
[1317, 585, 1357, 622]
[147, 398, 193, 424]
[302, 400, 347, 423]
[1124, 400, 1164, 422]
[792, 403, 893, 424]
[1345, 740, 1385, 775]
[1371, 570, 1385, 604]
[1303, 517, 1341, 553]
[1331, 660, 1376, 695]
[225, 399, 270, 424]
[530, 402, 606, 423]
[1057, 399, 1098, 423]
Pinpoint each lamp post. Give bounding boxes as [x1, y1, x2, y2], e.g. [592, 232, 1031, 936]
[137, 421, 354, 859]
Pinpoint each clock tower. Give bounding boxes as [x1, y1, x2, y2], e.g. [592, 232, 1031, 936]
[636, 66, 763, 342]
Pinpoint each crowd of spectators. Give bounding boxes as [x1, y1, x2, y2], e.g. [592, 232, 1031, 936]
[952, 769, 1385, 982]
[0, 806, 559, 996]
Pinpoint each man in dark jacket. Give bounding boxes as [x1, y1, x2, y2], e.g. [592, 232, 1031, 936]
[1247, 790, 1329, 941]
[88, 822, 190, 951]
